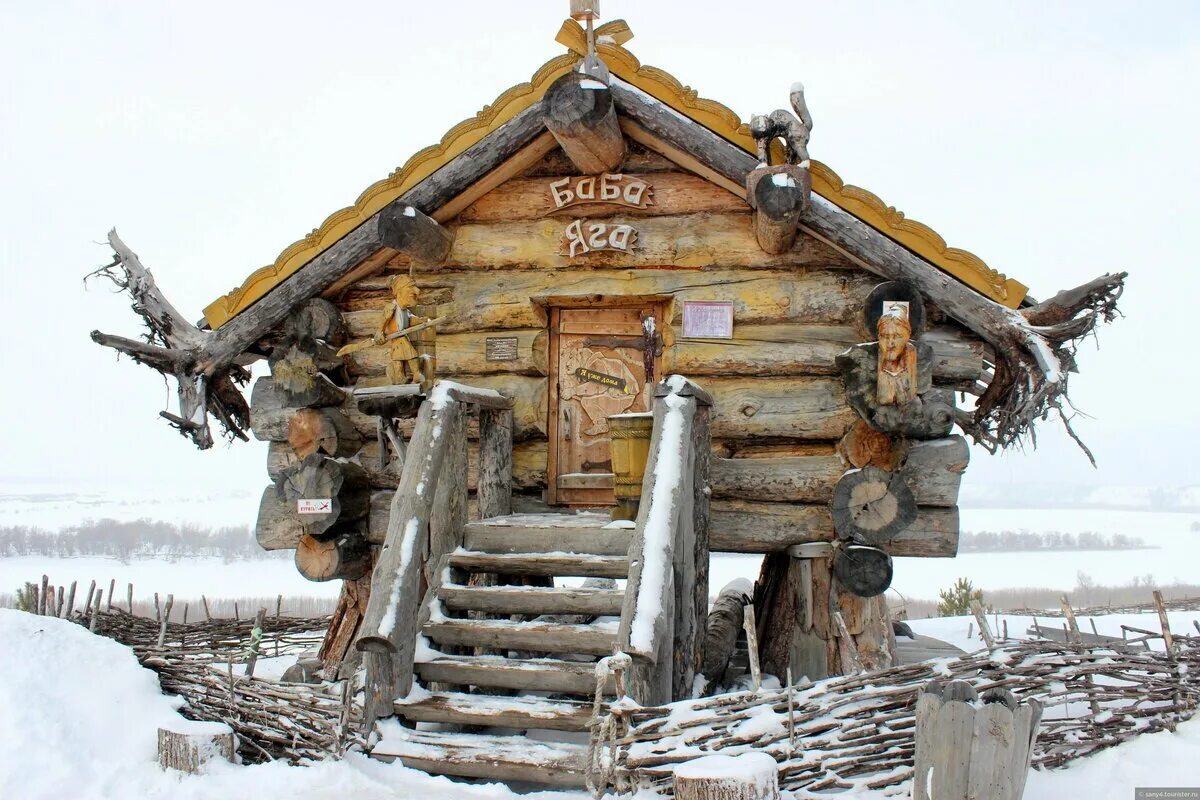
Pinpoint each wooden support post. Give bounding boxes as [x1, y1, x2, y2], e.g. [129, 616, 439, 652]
[246, 608, 267, 679]
[157, 594, 174, 648]
[356, 399, 463, 724]
[64, 581, 77, 619]
[55, 586, 64, 618]
[430, 407, 469, 568]
[477, 408, 514, 519]
[108, 579, 115, 611]
[544, 72, 625, 174]
[377, 204, 454, 264]
[90, 591, 102, 632]
[746, 164, 810, 255]
[84, 580, 96, 617]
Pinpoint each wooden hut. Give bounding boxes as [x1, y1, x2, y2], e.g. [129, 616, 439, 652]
[90, 13, 1125, 787]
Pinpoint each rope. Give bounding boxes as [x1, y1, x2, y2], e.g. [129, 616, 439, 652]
[586, 652, 633, 797]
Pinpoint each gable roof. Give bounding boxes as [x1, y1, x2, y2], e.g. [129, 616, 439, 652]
[201, 19, 1028, 329]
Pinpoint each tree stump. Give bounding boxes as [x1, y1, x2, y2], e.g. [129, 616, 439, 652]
[831, 467, 917, 544]
[913, 680, 1042, 800]
[157, 723, 237, 774]
[674, 752, 780, 800]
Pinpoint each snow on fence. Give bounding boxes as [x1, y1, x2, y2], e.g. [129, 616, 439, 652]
[595, 632, 1200, 796]
[20, 573, 358, 763]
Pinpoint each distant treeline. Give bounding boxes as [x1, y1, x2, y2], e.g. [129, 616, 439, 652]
[0, 519, 285, 561]
[960, 530, 1150, 553]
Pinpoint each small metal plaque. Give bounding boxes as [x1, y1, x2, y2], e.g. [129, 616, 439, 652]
[297, 498, 332, 515]
[682, 301, 735, 339]
[485, 336, 519, 362]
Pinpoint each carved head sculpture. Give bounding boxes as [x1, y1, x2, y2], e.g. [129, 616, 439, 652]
[876, 308, 918, 406]
[388, 275, 420, 308]
[877, 312, 912, 370]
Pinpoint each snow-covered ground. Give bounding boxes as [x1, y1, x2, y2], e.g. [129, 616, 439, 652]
[2, 608, 1198, 800]
[906, 611, 1200, 653]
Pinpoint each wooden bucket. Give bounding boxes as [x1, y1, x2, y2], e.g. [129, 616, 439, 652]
[608, 412, 653, 521]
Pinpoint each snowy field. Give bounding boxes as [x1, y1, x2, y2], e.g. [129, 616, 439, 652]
[2, 608, 1198, 800]
[3, 481, 1198, 605]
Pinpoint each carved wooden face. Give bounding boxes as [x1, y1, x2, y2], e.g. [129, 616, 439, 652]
[878, 316, 911, 364]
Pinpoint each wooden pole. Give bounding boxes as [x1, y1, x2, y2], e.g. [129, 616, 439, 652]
[743, 604, 762, 692]
[108, 579, 116, 611]
[970, 600, 995, 648]
[245, 608, 268, 679]
[40, 575, 48, 616]
[55, 586, 65, 618]
[65, 581, 77, 619]
[202, 595, 212, 621]
[90, 590, 102, 632]
[1153, 591, 1175, 653]
[127, 583, 133, 614]
[84, 580, 96, 616]
[158, 594, 174, 648]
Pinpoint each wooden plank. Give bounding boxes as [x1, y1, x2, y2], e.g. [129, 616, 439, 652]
[416, 655, 615, 695]
[928, 693, 975, 800]
[457, 171, 747, 222]
[447, 551, 629, 578]
[422, 618, 618, 656]
[370, 730, 587, 788]
[966, 702, 1016, 800]
[395, 691, 593, 731]
[710, 500, 959, 556]
[439, 585, 625, 616]
[433, 213, 853, 271]
[341, 268, 877, 333]
[462, 523, 631, 555]
[667, 323, 984, 384]
[429, 408, 468, 569]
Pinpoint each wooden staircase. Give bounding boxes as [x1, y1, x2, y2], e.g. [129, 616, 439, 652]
[358, 378, 713, 789]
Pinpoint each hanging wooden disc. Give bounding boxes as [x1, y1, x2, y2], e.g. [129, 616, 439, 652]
[831, 466, 917, 545]
[833, 544, 894, 598]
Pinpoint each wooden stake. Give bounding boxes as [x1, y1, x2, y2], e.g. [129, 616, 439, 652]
[1153, 591, 1175, 654]
[786, 666, 796, 753]
[40, 575, 48, 616]
[84, 580, 96, 616]
[743, 604, 762, 692]
[158, 594, 174, 648]
[65, 581, 77, 619]
[127, 583, 133, 614]
[108, 579, 116, 611]
[275, 595, 283, 658]
[154, 592, 162, 624]
[55, 585, 65, 618]
[30, 583, 39, 616]
[90, 590, 102, 632]
[969, 600, 994, 648]
[202, 595, 212, 621]
[245, 608, 267, 679]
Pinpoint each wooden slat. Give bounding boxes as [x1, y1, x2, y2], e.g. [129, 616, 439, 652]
[416, 655, 616, 695]
[439, 585, 625, 616]
[395, 691, 593, 731]
[370, 730, 587, 787]
[422, 618, 618, 656]
[463, 522, 630, 555]
[447, 551, 629, 578]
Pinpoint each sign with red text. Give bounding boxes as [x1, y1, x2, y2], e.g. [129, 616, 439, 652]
[297, 498, 333, 515]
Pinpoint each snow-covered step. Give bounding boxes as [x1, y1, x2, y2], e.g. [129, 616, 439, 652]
[463, 518, 631, 555]
[438, 584, 625, 616]
[447, 550, 629, 578]
[423, 617, 619, 656]
[394, 690, 594, 731]
[416, 654, 616, 696]
[371, 727, 588, 787]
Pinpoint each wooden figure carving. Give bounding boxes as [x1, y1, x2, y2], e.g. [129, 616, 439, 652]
[749, 83, 813, 166]
[337, 276, 440, 389]
[876, 306, 919, 405]
[836, 285, 953, 439]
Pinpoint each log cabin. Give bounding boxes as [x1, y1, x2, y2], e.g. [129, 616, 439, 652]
[89, 10, 1125, 788]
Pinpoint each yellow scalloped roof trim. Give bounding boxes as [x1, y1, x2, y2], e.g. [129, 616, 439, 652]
[555, 21, 1027, 308]
[205, 20, 1025, 328]
[202, 54, 577, 328]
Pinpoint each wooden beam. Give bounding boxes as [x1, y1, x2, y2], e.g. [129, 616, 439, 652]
[747, 164, 810, 255]
[544, 72, 625, 174]
[377, 204, 454, 264]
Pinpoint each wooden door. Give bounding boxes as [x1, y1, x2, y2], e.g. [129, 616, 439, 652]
[548, 305, 661, 506]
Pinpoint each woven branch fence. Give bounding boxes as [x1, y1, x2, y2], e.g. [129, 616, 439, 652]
[594, 635, 1200, 796]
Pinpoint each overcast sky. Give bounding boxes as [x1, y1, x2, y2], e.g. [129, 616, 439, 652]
[1, 1, 1196, 500]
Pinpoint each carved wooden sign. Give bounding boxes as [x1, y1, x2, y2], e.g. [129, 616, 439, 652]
[548, 174, 654, 211]
[574, 366, 631, 394]
[561, 219, 638, 257]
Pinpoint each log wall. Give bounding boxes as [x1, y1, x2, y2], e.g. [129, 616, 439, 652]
[253, 142, 981, 564]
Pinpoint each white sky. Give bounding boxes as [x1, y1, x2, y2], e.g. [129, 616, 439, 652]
[1, 1, 1196, 497]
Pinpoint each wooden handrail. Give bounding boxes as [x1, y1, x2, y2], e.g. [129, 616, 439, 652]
[354, 380, 512, 730]
[617, 376, 712, 705]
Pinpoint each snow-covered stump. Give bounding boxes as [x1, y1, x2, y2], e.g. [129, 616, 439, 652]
[673, 752, 779, 800]
[913, 680, 1041, 800]
[157, 722, 237, 774]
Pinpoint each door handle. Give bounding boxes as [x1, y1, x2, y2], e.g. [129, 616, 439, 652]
[562, 406, 572, 439]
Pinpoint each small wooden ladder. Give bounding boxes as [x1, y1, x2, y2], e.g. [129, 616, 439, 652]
[371, 511, 627, 786]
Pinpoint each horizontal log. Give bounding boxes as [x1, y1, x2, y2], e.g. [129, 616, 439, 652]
[415, 656, 614, 696]
[710, 454, 843, 503]
[705, 377, 856, 440]
[255, 486, 303, 550]
[395, 690, 592, 732]
[369, 730, 587, 787]
[342, 328, 548, 377]
[898, 436, 970, 507]
[447, 552, 629, 578]
[436, 213, 851, 271]
[462, 521, 630, 555]
[438, 585, 625, 617]
[711, 440, 837, 459]
[710, 500, 958, 556]
[422, 618, 618, 656]
[342, 268, 877, 332]
[457, 171, 747, 222]
[667, 324, 984, 383]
